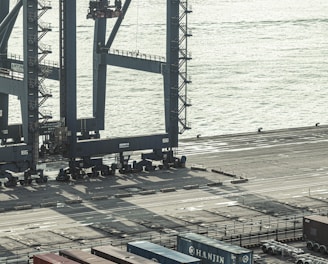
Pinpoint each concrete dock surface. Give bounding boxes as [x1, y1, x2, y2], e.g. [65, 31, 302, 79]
[1, 126, 328, 263]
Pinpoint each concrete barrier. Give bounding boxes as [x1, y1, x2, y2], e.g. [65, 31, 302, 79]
[183, 184, 199, 190]
[40, 202, 57, 208]
[231, 178, 248, 184]
[139, 190, 156, 195]
[207, 182, 223, 187]
[160, 187, 176, 193]
[14, 204, 33, 210]
[211, 169, 236, 177]
[91, 195, 109, 200]
[191, 166, 207, 171]
[65, 199, 83, 204]
[114, 193, 133, 198]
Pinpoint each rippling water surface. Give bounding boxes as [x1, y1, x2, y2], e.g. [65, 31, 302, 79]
[8, 0, 328, 139]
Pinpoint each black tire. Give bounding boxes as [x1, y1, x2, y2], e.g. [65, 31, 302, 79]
[307, 241, 313, 250]
[268, 247, 274, 255]
[320, 246, 327, 255]
[313, 243, 320, 252]
[261, 245, 268, 253]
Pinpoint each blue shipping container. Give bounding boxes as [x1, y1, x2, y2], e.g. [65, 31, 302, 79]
[127, 241, 201, 264]
[177, 233, 253, 264]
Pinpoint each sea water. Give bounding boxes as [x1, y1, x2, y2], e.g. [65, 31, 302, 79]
[7, 0, 328, 139]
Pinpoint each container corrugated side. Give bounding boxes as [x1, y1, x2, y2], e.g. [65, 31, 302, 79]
[33, 253, 80, 264]
[177, 233, 253, 264]
[304, 215, 328, 225]
[303, 215, 328, 245]
[92, 245, 156, 264]
[127, 241, 201, 264]
[59, 249, 116, 264]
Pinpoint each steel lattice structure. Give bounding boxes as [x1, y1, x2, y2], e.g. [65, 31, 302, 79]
[0, 0, 192, 185]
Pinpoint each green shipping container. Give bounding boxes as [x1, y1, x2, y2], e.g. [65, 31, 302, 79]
[177, 233, 253, 264]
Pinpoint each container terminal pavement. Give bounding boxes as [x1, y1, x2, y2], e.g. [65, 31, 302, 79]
[1, 126, 328, 263]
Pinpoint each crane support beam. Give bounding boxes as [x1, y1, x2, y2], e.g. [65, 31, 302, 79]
[0, 0, 191, 176]
[60, 0, 77, 159]
[0, 0, 22, 37]
[164, 0, 180, 147]
[0, 11, 19, 53]
[0, 144, 31, 163]
[1, 124, 22, 142]
[0, 1, 9, 34]
[106, 54, 164, 74]
[75, 134, 170, 157]
[0, 77, 24, 97]
[0, 94, 9, 142]
[0, 0, 10, 146]
[93, 0, 131, 130]
[6, 118, 98, 140]
[6, 59, 60, 80]
[93, 17, 107, 131]
[105, 0, 131, 49]
[22, 0, 40, 170]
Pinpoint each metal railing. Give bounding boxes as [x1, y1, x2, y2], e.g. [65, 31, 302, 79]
[109, 49, 165, 62]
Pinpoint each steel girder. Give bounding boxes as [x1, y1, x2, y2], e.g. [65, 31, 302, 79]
[0, 0, 189, 174]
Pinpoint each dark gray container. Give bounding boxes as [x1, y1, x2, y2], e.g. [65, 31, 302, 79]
[303, 215, 328, 252]
[91, 245, 156, 264]
[177, 233, 253, 264]
[59, 249, 116, 264]
[127, 241, 201, 264]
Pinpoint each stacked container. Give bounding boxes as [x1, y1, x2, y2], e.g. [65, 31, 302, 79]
[127, 241, 201, 264]
[92, 245, 157, 264]
[177, 233, 253, 264]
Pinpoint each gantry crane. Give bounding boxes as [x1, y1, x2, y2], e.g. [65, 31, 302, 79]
[0, 0, 192, 186]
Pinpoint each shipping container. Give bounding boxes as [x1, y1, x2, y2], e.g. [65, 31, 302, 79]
[92, 245, 156, 264]
[127, 241, 201, 264]
[59, 249, 116, 264]
[33, 253, 80, 264]
[177, 233, 253, 264]
[303, 215, 328, 254]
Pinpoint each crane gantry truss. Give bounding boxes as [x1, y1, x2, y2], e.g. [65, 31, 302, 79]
[0, 0, 192, 184]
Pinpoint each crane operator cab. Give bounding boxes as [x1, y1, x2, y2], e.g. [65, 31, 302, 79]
[87, 0, 123, 19]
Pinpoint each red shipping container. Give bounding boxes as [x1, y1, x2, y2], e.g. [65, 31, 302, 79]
[33, 253, 80, 264]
